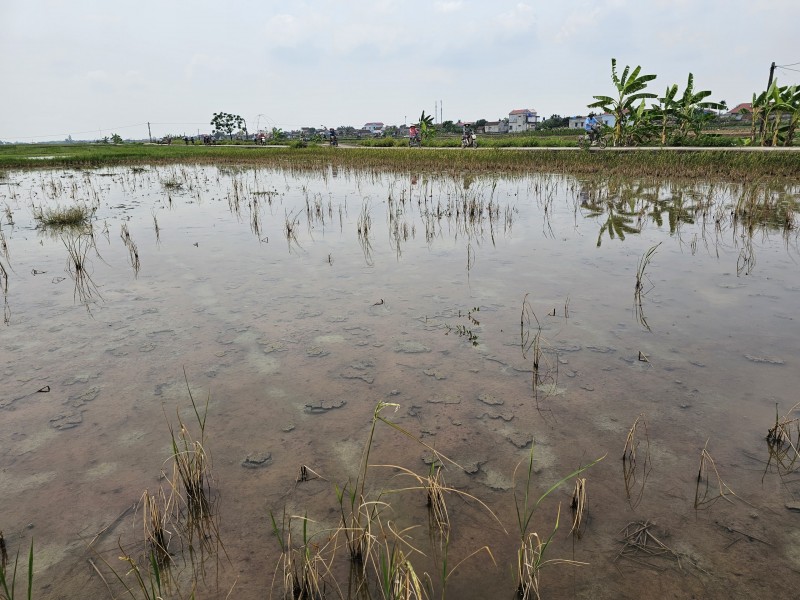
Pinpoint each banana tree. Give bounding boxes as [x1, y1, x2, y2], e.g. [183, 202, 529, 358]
[418, 110, 435, 141]
[671, 73, 725, 142]
[651, 84, 680, 145]
[588, 58, 657, 146]
[751, 81, 799, 146]
[783, 85, 800, 145]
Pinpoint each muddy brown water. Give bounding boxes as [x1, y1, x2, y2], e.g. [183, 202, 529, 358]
[1, 166, 799, 599]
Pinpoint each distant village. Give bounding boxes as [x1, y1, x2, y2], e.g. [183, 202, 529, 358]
[263, 109, 614, 141]
[249, 103, 751, 142]
[0, 102, 754, 145]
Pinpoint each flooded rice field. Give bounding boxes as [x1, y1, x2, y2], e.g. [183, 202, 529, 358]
[1, 165, 799, 599]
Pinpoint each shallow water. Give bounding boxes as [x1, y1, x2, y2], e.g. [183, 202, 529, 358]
[1, 165, 799, 598]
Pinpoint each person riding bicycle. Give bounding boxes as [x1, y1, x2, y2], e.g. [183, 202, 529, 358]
[409, 124, 420, 145]
[584, 114, 601, 143]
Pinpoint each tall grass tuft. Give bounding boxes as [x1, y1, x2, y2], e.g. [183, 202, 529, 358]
[34, 204, 93, 227]
[164, 369, 221, 574]
[513, 446, 604, 599]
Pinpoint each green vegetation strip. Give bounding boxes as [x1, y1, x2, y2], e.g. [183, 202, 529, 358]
[1, 143, 798, 181]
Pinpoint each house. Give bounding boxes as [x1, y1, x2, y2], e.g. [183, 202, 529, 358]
[363, 122, 384, 134]
[724, 103, 752, 120]
[569, 114, 616, 129]
[508, 109, 539, 132]
[569, 116, 586, 130]
[483, 121, 509, 134]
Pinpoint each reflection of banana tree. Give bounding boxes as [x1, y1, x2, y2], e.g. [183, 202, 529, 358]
[582, 196, 641, 247]
[647, 195, 697, 234]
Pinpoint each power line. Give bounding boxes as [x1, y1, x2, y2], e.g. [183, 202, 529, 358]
[777, 61, 800, 67]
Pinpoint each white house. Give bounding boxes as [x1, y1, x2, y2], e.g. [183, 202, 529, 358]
[363, 122, 384, 134]
[569, 116, 586, 130]
[508, 109, 539, 132]
[483, 120, 509, 134]
[569, 114, 616, 129]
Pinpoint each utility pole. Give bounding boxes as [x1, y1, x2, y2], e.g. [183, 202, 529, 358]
[758, 61, 776, 143]
[147, 122, 152, 143]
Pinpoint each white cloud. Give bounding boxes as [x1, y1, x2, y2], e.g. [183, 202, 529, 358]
[434, 1, 463, 13]
[493, 2, 535, 35]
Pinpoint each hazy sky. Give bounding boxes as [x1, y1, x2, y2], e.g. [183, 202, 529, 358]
[1, 0, 798, 141]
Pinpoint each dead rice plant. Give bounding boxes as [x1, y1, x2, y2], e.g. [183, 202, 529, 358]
[694, 439, 738, 510]
[62, 232, 103, 308]
[622, 414, 651, 509]
[164, 370, 221, 573]
[517, 508, 586, 600]
[569, 478, 587, 540]
[616, 521, 680, 571]
[138, 487, 174, 567]
[369, 520, 428, 600]
[765, 401, 800, 476]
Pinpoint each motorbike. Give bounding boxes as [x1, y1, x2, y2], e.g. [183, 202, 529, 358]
[409, 135, 421, 147]
[329, 135, 338, 147]
[461, 132, 477, 148]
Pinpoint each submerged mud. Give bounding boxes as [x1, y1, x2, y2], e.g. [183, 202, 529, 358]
[1, 166, 799, 598]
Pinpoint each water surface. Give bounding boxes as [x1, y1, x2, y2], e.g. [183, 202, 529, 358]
[1, 165, 799, 598]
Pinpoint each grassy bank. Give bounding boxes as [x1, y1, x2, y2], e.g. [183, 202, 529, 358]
[1, 143, 799, 181]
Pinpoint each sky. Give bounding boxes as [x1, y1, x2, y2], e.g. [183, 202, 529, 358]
[1, 0, 798, 142]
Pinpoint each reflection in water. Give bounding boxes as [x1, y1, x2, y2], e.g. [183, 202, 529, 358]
[634, 242, 660, 331]
[356, 201, 374, 266]
[1, 166, 799, 598]
[694, 440, 739, 510]
[120, 223, 140, 277]
[622, 414, 652, 510]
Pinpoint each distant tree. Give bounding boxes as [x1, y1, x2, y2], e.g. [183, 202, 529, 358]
[475, 119, 487, 128]
[111, 133, 123, 144]
[211, 112, 246, 140]
[538, 114, 569, 129]
[65, 135, 74, 144]
[271, 127, 285, 141]
[440, 120, 460, 134]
